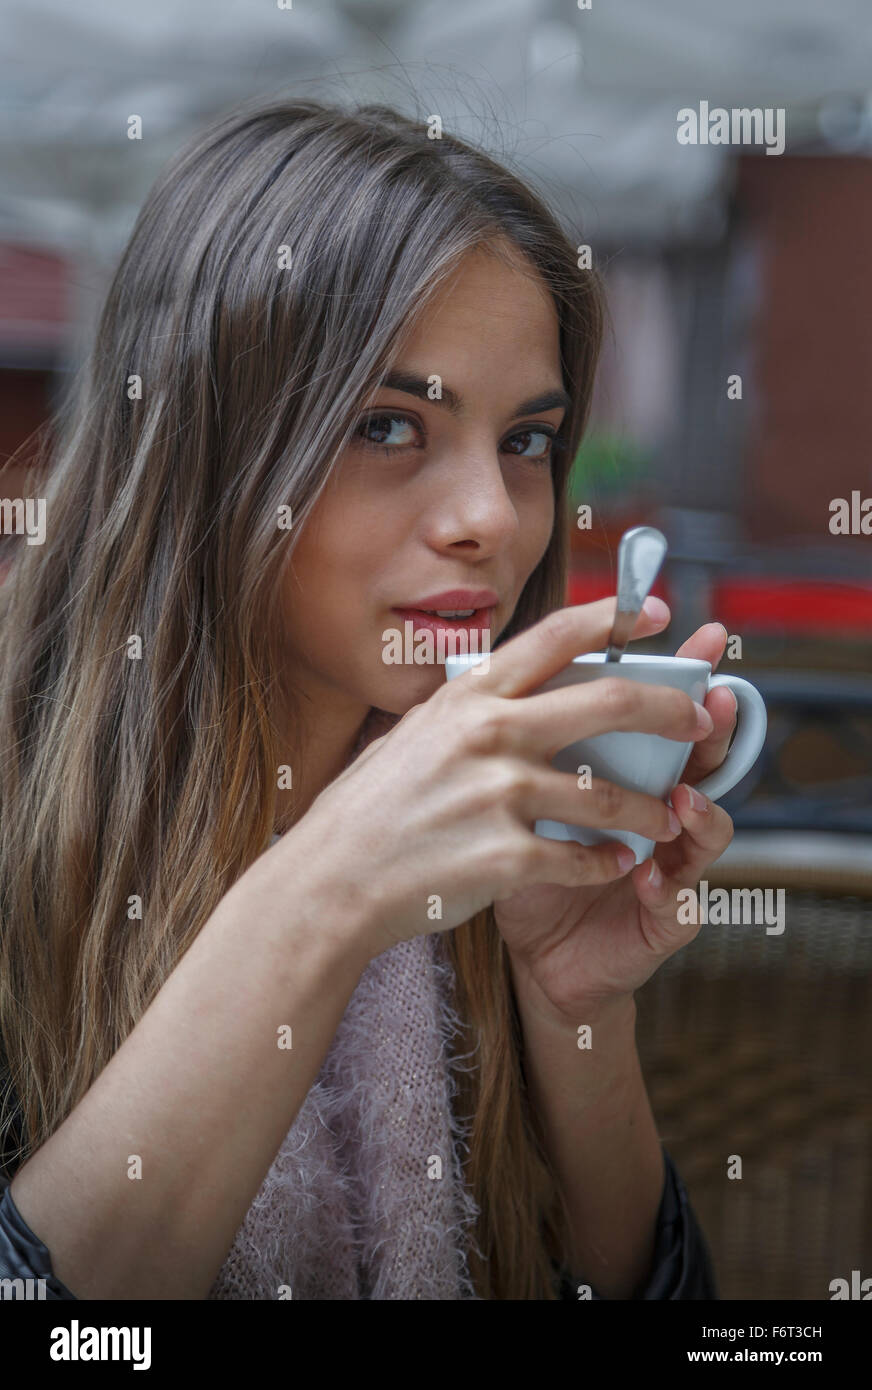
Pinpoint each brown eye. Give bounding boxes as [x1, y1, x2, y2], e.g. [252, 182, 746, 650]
[354, 413, 421, 450]
[502, 428, 560, 463]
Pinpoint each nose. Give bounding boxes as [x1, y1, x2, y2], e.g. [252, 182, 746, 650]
[424, 445, 526, 552]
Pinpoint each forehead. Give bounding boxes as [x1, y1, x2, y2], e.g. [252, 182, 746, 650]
[394, 245, 560, 370]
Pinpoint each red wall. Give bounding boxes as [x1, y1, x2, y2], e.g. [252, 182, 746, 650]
[738, 155, 872, 548]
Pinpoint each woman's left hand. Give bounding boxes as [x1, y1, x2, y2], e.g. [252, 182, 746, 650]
[493, 617, 737, 1024]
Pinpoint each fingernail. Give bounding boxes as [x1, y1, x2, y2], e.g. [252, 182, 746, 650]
[616, 846, 637, 872]
[647, 859, 663, 887]
[695, 702, 714, 734]
[667, 808, 681, 835]
[685, 784, 708, 812]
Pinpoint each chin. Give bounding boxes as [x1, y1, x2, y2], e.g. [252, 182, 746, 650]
[372, 666, 447, 715]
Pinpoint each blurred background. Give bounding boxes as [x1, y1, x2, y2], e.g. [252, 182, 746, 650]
[0, 0, 869, 1300]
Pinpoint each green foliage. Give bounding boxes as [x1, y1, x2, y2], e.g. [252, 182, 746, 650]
[569, 432, 652, 503]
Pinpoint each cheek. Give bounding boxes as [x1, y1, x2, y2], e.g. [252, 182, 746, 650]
[283, 505, 383, 646]
[288, 487, 357, 587]
[280, 510, 343, 636]
[518, 478, 555, 565]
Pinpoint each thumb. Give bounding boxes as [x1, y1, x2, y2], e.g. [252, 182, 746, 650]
[632, 857, 702, 955]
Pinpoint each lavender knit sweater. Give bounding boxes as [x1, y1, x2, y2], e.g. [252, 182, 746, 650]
[208, 707, 484, 1301]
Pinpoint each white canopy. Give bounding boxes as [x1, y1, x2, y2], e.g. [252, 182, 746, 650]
[0, 0, 869, 260]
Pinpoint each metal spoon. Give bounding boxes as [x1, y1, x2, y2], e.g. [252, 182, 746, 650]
[604, 526, 668, 662]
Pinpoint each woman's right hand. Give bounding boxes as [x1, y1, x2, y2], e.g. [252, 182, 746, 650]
[277, 597, 713, 959]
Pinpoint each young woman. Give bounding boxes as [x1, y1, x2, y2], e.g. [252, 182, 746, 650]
[0, 96, 735, 1300]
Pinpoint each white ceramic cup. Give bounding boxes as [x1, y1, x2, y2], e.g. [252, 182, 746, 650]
[444, 651, 768, 866]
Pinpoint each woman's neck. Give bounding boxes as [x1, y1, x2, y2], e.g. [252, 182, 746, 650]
[272, 695, 373, 837]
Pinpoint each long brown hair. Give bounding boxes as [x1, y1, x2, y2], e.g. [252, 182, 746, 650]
[0, 95, 604, 1298]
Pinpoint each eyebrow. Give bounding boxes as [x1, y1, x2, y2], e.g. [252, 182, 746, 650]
[377, 369, 571, 420]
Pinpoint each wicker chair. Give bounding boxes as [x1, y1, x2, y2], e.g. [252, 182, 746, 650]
[636, 837, 872, 1300]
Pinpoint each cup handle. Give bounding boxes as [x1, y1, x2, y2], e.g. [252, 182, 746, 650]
[690, 675, 768, 803]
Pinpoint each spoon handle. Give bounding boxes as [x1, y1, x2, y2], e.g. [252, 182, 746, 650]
[605, 526, 668, 662]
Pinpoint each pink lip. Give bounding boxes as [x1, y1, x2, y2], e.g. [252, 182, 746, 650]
[399, 588, 498, 609]
[391, 607, 495, 634]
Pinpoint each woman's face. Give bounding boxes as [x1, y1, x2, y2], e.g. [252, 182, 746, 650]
[281, 244, 567, 718]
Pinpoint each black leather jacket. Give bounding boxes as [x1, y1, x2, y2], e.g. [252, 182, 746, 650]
[0, 1144, 717, 1300]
